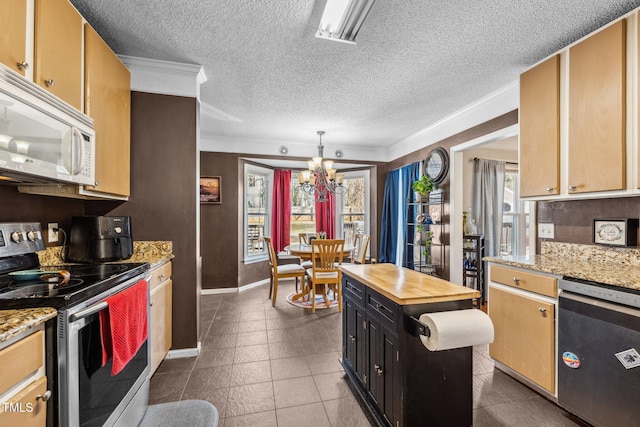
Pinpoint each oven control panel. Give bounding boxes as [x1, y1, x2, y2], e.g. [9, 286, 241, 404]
[0, 222, 45, 257]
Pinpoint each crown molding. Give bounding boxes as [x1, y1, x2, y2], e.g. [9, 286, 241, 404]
[119, 55, 208, 98]
[386, 80, 519, 161]
[199, 134, 387, 162]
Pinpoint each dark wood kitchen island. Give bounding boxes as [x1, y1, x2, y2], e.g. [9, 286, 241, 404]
[339, 264, 480, 427]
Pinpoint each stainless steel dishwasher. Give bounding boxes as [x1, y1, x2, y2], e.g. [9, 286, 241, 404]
[558, 277, 640, 427]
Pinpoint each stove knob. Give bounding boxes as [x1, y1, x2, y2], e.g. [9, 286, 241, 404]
[27, 231, 36, 241]
[114, 227, 122, 234]
[11, 231, 24, 243]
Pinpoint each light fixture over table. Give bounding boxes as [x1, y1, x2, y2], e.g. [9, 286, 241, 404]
[297, 131, 344, 202]
[316, 0, 376, 44]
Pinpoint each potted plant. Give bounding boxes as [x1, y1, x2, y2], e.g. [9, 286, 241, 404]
[412, 175, 435, 202]
[421, 231, 436, 274]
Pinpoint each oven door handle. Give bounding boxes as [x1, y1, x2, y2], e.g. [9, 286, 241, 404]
[69, 275, 152, 322]
[70, 301, 108, 322]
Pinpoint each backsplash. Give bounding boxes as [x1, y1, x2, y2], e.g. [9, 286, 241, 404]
[38, 241, 173, 266]
[541, 241, 640, 266]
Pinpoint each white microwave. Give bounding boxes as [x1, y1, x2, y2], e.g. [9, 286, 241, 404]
[0, 65, 95, 185]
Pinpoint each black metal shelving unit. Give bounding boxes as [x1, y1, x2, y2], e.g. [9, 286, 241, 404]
[405, 190, 445, 277]
[463, 234, 485, 302]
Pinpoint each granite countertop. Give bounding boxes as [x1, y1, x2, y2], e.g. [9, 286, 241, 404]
[0, 308, 57, 343]
[485, 247, 640, 292]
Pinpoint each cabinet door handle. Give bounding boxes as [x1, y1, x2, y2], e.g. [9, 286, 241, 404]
[159, 274, 165, 280]
[545, 187, 554, 193]
[513, 277, 520, 285]
[568, 185, 577, 191]
[374, 364, 383, 375]
[44, 79, 55, 87]
[539, 307, 547, 313]
[37, 390, 52, 402]
[17, 61, 29, 71]
[376, 303, 381, 310]
[348, 334, 355, 342]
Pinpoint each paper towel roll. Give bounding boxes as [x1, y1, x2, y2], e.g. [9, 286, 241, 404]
[419, 309, 494, 351]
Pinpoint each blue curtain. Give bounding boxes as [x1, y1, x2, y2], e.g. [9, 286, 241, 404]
[378, 169, 400, 263]
[401, 162, 421, 269]
[378, 163, 420, 265]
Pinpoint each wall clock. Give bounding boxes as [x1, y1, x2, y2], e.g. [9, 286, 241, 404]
[424, 147, 449, 184]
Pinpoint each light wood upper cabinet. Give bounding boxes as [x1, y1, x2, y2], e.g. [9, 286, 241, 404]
[489, 286, 555, 393]
[34, 0, 83, 110]
[520, 55, 560, 197]
[0, 0, 29, 76]
[568, 20, 626, 194]
[84, 24, 131, 197]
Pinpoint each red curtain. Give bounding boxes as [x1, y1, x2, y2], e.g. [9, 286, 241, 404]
[271, 170, 291, 252]
[315, 191, 335, 239]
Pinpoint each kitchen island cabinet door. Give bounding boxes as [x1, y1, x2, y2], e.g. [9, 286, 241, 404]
[568, 19, 626, 194]
[0, 0, 29, 77]
[366, 313, 398, 427]
[84, 24, 131, 197]
[519, 55, 560, 197]
[35, 0, 83, 110]
[489, 285, 555, 393]
[343, 296, 366, 386]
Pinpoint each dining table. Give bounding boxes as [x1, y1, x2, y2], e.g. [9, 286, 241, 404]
[284, 243, 356, 260]
[284, 243, 356, 302]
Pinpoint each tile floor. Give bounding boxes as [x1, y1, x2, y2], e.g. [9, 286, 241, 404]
[150, 280, 586, 426]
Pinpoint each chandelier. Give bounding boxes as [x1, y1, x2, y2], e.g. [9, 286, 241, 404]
[297, 131, 345, 202]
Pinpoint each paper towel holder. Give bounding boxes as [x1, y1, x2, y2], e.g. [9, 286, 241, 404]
[410, 316, 431, 337]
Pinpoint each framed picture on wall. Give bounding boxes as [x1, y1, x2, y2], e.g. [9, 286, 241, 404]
[200, 176, 221, 204]
[593, 218, 638, 246]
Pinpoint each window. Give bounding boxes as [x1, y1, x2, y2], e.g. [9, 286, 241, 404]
[501, 170, 534, 256]
[244, 164, 272, 262]
[289, 170, 370, 246]
[336, 170, 370, 248]
[290, 179, 316, 243]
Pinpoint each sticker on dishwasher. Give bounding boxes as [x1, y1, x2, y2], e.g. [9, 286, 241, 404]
[562, 352, 581, 369]
[615, 349, 640, 370]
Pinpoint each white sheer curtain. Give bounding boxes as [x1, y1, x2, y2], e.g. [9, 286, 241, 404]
[472, 159, 505, 257]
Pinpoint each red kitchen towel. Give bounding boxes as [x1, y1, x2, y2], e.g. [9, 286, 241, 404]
[99, 279, 148, 375]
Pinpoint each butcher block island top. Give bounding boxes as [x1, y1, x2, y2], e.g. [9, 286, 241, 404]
[340, 263, 479, 305]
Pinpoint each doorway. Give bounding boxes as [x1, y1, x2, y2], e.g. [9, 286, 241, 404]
[449, 124, 536, 285]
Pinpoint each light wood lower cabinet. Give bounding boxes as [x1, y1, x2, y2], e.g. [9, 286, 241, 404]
[150, 262, 173, 375]
[0, 329, 49, 427]
[489, 285, 556, 393]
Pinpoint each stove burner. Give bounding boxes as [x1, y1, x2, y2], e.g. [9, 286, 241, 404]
[45, 263, 131, 278]
[2, 278, 85, 298]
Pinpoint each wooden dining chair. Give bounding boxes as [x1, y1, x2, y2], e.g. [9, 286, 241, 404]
[305, 239, 344, 313]
[352, 234, 370, 264]
[299, 233, 308, 244]
[264, 237, 305, 307]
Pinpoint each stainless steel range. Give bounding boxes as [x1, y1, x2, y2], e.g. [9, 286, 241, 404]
[0, 222, 150, 427]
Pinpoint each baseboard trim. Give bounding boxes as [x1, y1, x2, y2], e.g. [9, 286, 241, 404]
[201, 278, 272, 295]
[166, 342, 201, 359]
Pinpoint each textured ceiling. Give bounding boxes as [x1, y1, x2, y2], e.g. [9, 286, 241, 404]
[70, 0, 640, 151]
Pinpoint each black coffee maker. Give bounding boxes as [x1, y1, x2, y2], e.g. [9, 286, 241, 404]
[68, 216, 134, 263]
